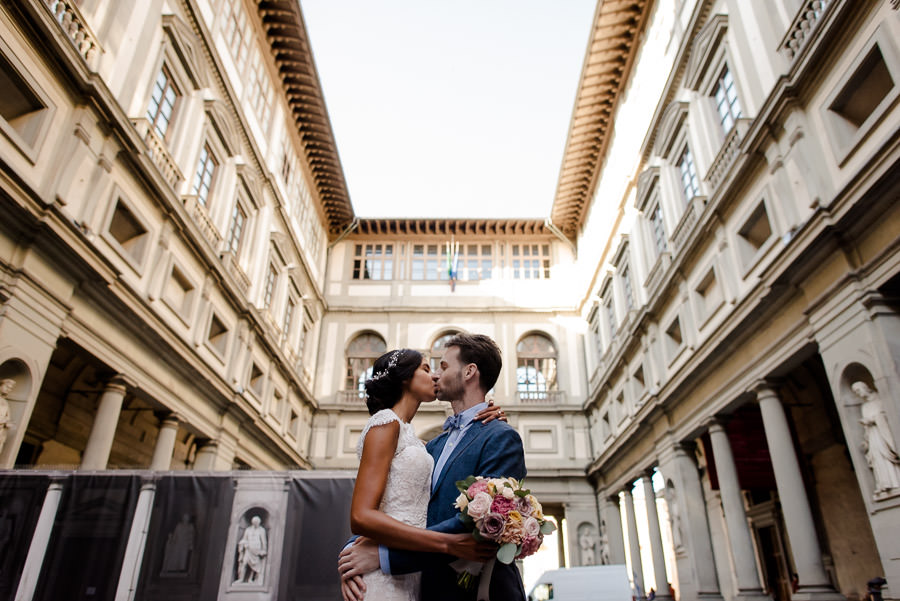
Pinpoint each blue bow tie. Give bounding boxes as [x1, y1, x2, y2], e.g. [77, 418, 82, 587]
[443, 414, 463, 431]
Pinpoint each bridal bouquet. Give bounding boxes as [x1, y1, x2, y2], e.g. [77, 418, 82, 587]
[451, 476, 556, 593]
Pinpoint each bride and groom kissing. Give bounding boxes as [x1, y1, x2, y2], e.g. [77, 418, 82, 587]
[338, 333, 529, 601]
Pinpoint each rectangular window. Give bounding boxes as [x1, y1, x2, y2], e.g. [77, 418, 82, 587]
[604, 295, 617, 339]
[146, 66, 178, 139]
[714, 66, 743, 134]
[226, 202, 246, 255]
[352, 244, 394, 280]
[223, 0, 251, 72]
[451, 244, 493, 281]
[650, 204, 668, 255]
[621, 264, 635, 312]
[192, 143, 217, 206]
[263, 263, 277, 308]
[678, 145, 700, 203]
[511, 244, 551, 279]
[411, 244, 440, 280]
[283, 297, 295, 335]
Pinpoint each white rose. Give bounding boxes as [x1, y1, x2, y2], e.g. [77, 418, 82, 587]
[524, 516, 540, 537]
[502, 486, 515, 499]
[455, 492, 469, 510]
[467, 491, 493, 520]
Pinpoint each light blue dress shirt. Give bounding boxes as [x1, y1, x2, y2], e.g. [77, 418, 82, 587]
[379, 402, 488, 574]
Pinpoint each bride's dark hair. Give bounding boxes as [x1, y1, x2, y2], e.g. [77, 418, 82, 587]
[364, 348, 424, 415]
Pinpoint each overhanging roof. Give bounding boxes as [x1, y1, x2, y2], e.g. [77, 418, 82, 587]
[352, 218, 551, 238]
[257, 1, 354, 238]
[550, 0, 652, 239]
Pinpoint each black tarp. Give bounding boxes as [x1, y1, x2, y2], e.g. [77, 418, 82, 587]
[0, 474, 49, 601]
[135, 476, 234, 601]
[280, 476, 355, 601]
[33, 474, 140, 601]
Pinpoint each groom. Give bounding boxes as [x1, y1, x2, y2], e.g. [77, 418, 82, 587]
[339, 333, 527, 601]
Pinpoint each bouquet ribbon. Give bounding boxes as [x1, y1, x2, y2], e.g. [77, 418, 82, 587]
[449, 558, 496, 601]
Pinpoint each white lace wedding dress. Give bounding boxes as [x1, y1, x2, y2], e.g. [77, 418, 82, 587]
[356, 408, 434, 601]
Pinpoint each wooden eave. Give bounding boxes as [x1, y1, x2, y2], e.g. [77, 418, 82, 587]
[549, 0, 653, 239]
[256, 0, 354, 238]
[351, 218, 552, 238]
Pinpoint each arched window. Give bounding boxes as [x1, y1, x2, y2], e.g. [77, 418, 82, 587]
[345, 333, 386, 396]
[429, 331, 461, 371]
[516, 334, 557, 401]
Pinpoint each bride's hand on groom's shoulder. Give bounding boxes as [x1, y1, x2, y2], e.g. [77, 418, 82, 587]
[475, 399, 506, 424]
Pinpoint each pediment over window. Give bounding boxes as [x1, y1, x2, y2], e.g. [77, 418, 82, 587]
[205, 100, 240, 157]
[635, 167, 660, 212]
[162, 14, 210, 90]
[654, 101, 689, 159]
[236, 164, 264, 208]
[611, 234, 630, 267]
[685, 14, 728, 91]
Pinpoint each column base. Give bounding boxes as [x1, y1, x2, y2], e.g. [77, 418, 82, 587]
[792, 586, 846, 601]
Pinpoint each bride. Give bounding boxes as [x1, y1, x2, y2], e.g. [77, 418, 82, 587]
[345, 348, 500, 601]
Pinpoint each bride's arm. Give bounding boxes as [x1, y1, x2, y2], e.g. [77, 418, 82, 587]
[350, 421, 491, 561]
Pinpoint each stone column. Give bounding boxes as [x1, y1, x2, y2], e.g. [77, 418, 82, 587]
[80, 376, 127, 470]
[623, 486, 645, 595]
[755, 383, 843, 601]
[115, 479, 157, 601]
[599, 493, 627, 564]
[707, 420, 768, 601]
[149, 413, 181, 470]
[665, 444, 723, 601]
[641, 473, 671, 601]
[14, 480, 64, 601]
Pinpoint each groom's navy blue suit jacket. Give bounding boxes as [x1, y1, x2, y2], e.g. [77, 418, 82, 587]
[388, 418, 527, 601]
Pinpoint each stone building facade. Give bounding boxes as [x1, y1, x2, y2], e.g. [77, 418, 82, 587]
[1, 1, 899, 600]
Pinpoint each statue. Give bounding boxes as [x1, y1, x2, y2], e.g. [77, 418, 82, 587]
[666, 484, 684, 550]
[0, 379, 15, 457]
[161, 513, 195, 575]
[854, 382, 900, 494]
[578, 526, 596, 565]
[234, 516, 267, 584]
[598, 519, 610, 564]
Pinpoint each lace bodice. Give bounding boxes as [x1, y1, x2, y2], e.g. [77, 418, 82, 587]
[357, 409, 433, 600]
[357, 409, 433, 529]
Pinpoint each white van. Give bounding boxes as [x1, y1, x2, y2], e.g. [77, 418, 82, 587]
[528, 565, 634, 601]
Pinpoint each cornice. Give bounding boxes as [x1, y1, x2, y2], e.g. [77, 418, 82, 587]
[349, 218, 553, 238]
[549, 0, 654, 239]
[256, 0, 354, 238]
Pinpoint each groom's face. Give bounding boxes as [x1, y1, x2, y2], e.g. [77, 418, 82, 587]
[434, 346, 465, 402]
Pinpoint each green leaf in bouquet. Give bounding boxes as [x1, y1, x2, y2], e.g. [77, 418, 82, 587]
[497, 542, 518, 564]
[540, 520, 557, 535]
[514, 489, 528, 497]
[456, 475, 477, 492]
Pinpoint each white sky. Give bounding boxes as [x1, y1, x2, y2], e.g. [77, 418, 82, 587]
[299, 0, 596, 219]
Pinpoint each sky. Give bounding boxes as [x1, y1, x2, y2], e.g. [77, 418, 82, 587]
[299, 0, 597, 219]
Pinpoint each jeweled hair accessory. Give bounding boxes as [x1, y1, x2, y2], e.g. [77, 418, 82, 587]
[370, 350, 401, 381]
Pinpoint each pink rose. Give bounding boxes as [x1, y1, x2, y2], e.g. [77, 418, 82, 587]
[467, 479, 490, 497]
[478, 512, 506, 540]
[490, 495, 516, 516]
[466, 491, 493, 520]
[516, 496, 533, 516]
[516, 535, 542, 559]
[524, 516, 540, 538]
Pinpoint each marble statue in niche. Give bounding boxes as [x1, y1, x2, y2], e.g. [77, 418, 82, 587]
[0, 379, 15, 456]
[854, 381, 900, 494]
[234, 515, 267, 585]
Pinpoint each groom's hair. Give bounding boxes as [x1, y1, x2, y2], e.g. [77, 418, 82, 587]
[445, 334, 502, 393]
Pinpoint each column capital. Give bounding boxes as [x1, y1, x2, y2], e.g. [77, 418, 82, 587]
[704, 415, 729, 433]
[155, 411, 183, 428]
[104, 375, 130, 394]
[750, 379, 782, 399]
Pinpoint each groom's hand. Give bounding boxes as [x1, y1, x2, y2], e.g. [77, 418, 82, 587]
[338, 537, 380, 578]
